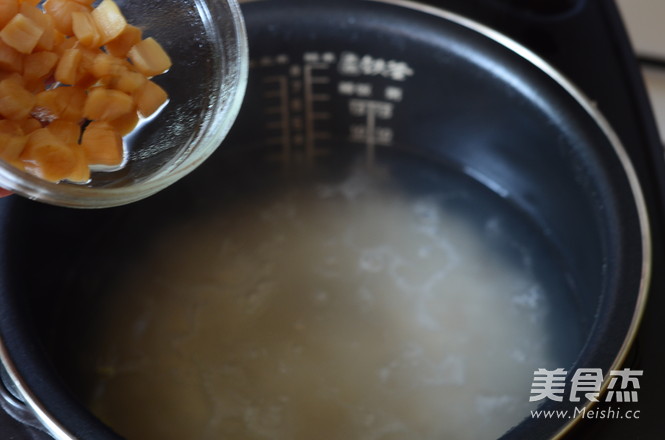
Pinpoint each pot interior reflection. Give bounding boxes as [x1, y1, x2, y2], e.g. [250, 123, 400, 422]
[45, 145, 585, 440]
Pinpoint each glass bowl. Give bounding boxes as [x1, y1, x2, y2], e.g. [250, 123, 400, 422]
[0, 0, 248, 208]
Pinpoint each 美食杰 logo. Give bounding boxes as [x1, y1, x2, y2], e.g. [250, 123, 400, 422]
[528, 368, 643, 420]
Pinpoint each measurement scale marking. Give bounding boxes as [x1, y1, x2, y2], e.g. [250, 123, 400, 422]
[366, 103, 376, 167]
[303, 65, 316, 163]
[261, 75, 291, 162]
[311, 76, 331, 84]
[302, 62, 332, 164]
[276, 76, 292, 162]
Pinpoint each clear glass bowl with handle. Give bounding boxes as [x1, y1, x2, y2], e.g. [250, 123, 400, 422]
[0, 0, 248, 208]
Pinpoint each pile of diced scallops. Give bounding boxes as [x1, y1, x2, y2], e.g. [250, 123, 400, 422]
[0, 0, 171, 183]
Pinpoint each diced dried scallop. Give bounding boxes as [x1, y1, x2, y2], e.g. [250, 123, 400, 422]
[0, 0, 171, 183]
